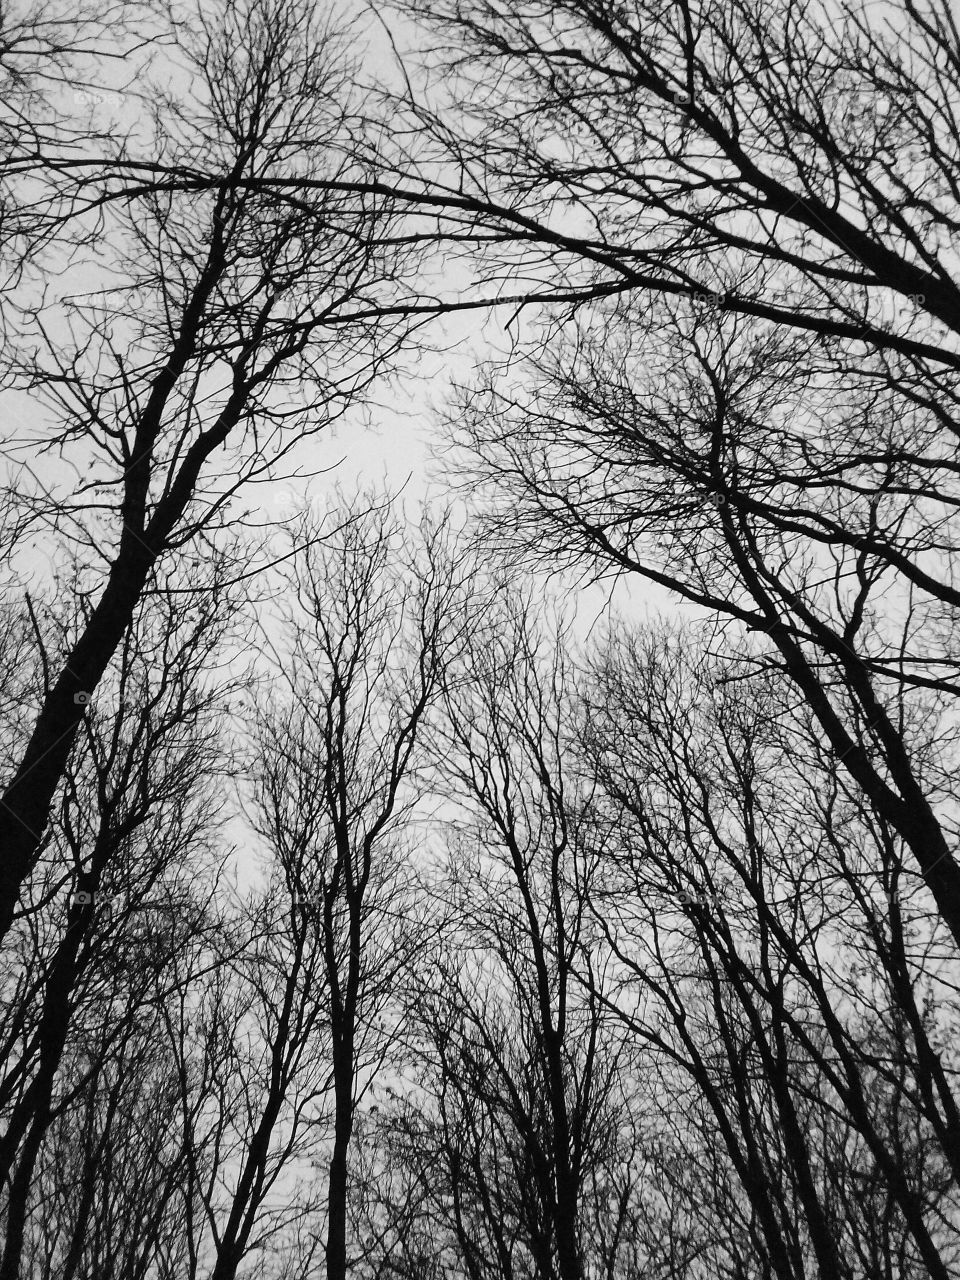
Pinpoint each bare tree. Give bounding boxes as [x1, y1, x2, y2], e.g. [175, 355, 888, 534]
[356, 597, 651, 1280]
[0, 0, 164, 297]
[577, 622, 960, 1278]
[8, 0, 960, 1270]
[359, 602, 960, 1280]
[0, 0, 558, 948]
[396, 0, 960, 954]
[249, 495, 463, 1280]
[403, 0, 960, 355]
[6, 493, 445, 1280]
[23, 995, 203, 1280]
[0, 556, 238, 1280]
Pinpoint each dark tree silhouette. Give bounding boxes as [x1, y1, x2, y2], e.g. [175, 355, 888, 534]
[408, 0, 960, 953]
[0, 558, 238, 1280]
[578, 624, 960, 1278]
[244, 495, 464, 1280]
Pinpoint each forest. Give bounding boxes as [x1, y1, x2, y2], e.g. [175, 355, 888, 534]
[1, 0, 960, 1276]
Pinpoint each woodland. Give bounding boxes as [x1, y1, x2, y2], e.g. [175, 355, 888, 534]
[1, 0, 959, 1276]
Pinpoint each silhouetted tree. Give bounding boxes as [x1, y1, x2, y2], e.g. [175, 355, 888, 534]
[407, 0, 960, 951]
[0, 557, 238, 1279]
[243, 495, 464, 1280]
